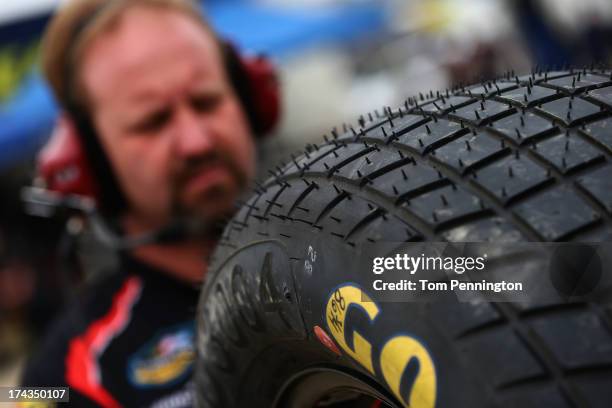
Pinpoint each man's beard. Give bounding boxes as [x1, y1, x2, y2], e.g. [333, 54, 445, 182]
[168, 150, 249, 236]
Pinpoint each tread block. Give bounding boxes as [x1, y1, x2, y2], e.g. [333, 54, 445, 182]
[584, 85, 612, 110]
[402, 184, 485, 226]
[307, 143, 369, 174]
[530, 310, 612, 369]
[258, 183, 286, 218]
[496, 85, 559, 108]
[287, 143, 340, 175]
[579, 116, 612, 154]
[517, 71, 573, 85]
[473, 154, 550, 203]
[462, 81, 517, 97]
[272, 181, 317, 219]
[513, 186, 597, 240]
[371, 161, 443, 199]
[449, 99, 515, 126]
[431, 133, 508, 173]
[234, 193, 262, 226]
[332, 148, 388, 180]
[318, 196, 420, 241]
[395, 120, 469, 154]
[460, 326, 546, 388]
[499, 387, 573, 408]
[573, 376, 612, 408]
[225, 219, 247, 243]
[576, 164, 612, 215]
[286, 183, 345, 225]
[363, 114, 430, 143]
[442, 216, 525, 242]
[418, 95, 475, 115]
[333, 148, 412, 181]
[347, 214, 421, 244]
[488, 112, 557, 144]
[542, 73, 612, 94]
[316, 195, 376, 237]
[359, 112, 399, 133]
[429, 300, 501, 338]
[536, 97, 602, 126]
[532, 132, 605, 174]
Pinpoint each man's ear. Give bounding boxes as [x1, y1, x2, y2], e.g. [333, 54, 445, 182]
[37, 114, 102, 202]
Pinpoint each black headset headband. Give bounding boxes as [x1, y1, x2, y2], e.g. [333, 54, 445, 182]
[61, 2, 124, 214]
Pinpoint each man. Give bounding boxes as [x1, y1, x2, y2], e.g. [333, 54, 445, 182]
[21, 0, 265, 406]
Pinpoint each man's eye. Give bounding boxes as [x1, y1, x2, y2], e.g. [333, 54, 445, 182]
[191, 94, 222, 113]
[132, 109, 171, 133]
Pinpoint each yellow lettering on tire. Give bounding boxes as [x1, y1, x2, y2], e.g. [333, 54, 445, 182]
[380, 336, 436, 408]
[325, 285, 379, 373]
[325, 284, 437, 407]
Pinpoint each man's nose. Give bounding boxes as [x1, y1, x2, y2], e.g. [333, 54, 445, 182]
[172, 107, 214, 158]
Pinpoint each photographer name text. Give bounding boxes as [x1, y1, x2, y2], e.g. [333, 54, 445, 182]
[372, 254, 523, 293]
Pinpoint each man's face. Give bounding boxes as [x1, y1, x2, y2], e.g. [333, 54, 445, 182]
[80, 7, 255, 229]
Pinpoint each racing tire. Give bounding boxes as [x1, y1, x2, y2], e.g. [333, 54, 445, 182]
[195, 69, 612, 408]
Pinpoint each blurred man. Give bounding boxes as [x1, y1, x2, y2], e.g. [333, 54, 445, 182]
[20, 0, 267, 406]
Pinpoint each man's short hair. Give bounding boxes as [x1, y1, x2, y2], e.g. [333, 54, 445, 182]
[42, 0, 213, 113]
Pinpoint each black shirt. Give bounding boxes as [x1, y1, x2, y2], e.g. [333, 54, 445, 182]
[21, 255, 200, 408]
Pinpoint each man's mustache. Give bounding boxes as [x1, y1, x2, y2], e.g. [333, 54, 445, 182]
[174, 151, 246, 189]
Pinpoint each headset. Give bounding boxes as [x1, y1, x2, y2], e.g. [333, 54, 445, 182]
[23, 6, 282, 248]
[37, 45, 281, 211]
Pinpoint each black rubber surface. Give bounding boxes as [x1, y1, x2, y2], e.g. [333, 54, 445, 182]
[195, 69, 612, 408]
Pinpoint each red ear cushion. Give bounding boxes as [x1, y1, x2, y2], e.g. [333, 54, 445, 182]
[38, 117, 101, 203]
[240, 54, 282, 136]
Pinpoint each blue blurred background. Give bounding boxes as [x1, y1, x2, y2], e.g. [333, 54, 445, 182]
[0, 0, 611, 385]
